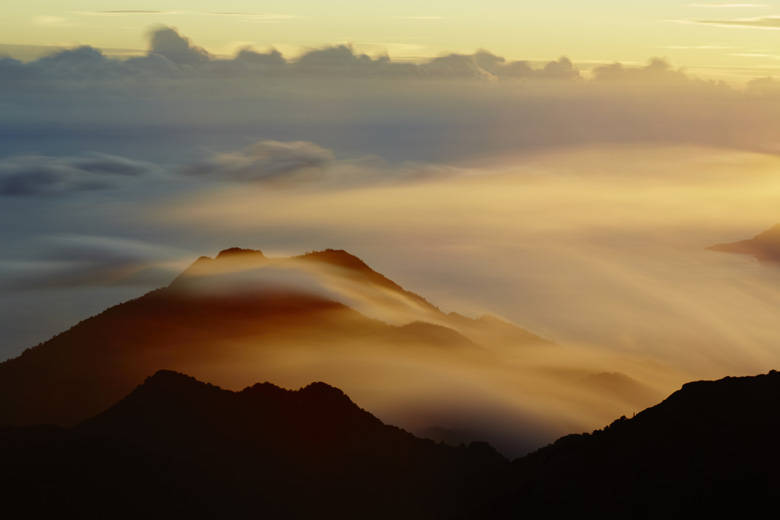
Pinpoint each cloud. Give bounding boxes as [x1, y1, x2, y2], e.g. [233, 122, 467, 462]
[121, 52, 184, 78]
[77, 10, 293, 21]
[33, 46, 118, 78]
[209, 12, 297, 21]
[33, 16, 74, 27]
[5, 26, 780, 166]
[0, 154, 156, 196]
[0, 45, 126, 81]
[291, 44, 411, 77]
[690, 3, 766, 7]
[234, 47, 286, 67]
[660, 45, 734, 49]
[2, 235, 188, 290]
[419, 52, 580, 81]
[592, 58, 691, 84]
[0, 57, 38, 81]
[182, 141, 334, 183]
[0, 26, 581, 83]
[90, 10, 174, 15]
[179, 141, 465, 187]
[147, 26, 210, 65]
[420, 53, 496, 81]
[538, 57, 581, 81]
[696, 16, 780, 28]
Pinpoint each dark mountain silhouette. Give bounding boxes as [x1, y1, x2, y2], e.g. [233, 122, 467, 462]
[1, 371, 507, 519]
[5, 369, 780, 518]
[488, 370, 780, 517]
[707, 223, 780, 262]
[0, 424, 223, 519]
[0, 247, 549, 430]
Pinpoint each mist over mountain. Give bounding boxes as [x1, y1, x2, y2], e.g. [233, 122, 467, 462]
[1, 247, 591, 456]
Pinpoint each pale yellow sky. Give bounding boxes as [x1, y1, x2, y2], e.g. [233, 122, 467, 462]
[4, 1, 780, 82]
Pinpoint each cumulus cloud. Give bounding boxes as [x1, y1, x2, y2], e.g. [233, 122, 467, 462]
[592, 58, 692, 84]
[234, 47, 286, 67]
[289, 44, 415, 77]
[287, 46, 579, 81]
[0, 26, 581, 83]
[182, 141, 334, 183]
[0, 154, 156, 196]
[0, 46, 125, 81]
[419, 53, 496, 80]
[538, 57, 581, 80]
[5, 26, 780, 169]
[471, 52, 581, 81]
[147, 26, 210, 65]
[0, 56, 38, 81]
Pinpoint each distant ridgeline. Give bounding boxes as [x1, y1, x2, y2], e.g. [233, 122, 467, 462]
[708, 224, 780, 263]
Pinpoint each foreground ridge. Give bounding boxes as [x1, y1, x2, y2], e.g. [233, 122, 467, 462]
[490, 370, 780, 517]
[2, 370, 507, 520]
[3, 370, 780, 517]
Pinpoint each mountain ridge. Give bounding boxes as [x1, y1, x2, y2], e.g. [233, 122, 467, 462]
[0, 247, 551, 433]
[489, 369, 780, 517]
[3, 369, 507, 519]
[76, 369, 508, 518]
[4, 369, 780, 517]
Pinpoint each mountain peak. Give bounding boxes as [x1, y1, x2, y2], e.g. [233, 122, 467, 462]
[299, 381, 353, 404]
[143, 369, 206, 387]
[132, 369, 223, 399]
[298, 248, 371, 272]
[499, 369, 780, 516]
[215, 247, 266, 259]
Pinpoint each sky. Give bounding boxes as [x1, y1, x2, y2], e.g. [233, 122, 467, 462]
[3, 3, 780, 443]
[5, 2, 780, 81]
